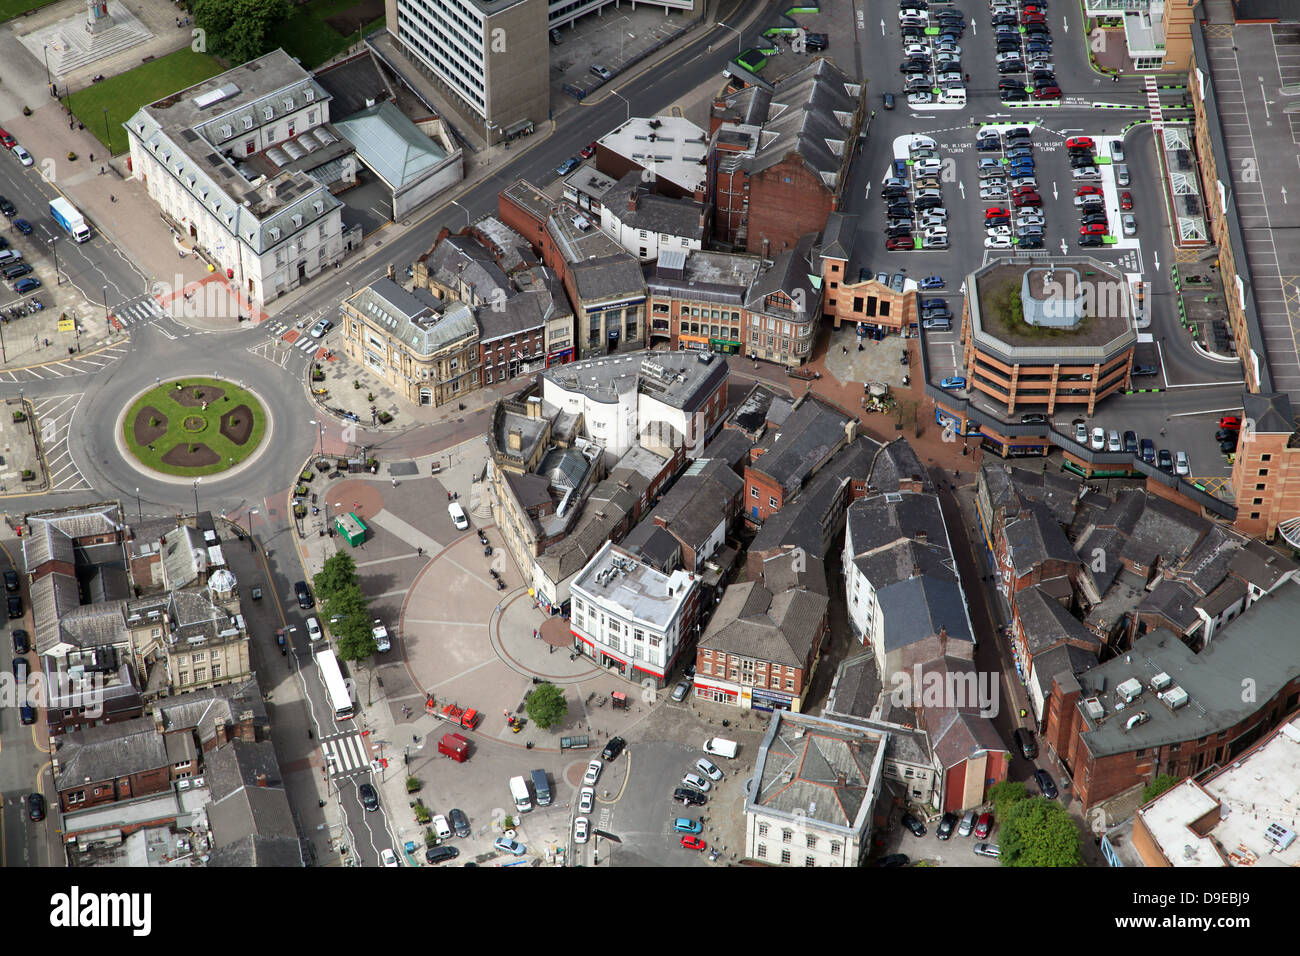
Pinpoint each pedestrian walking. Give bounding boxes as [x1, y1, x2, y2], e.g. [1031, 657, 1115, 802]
[89, 152, 94, 162]
[391, 477, 398, 488]
[417, 546, 424, 557]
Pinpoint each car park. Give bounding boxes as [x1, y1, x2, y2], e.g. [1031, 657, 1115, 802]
[901, 812, 927, 836]
[980, 186, 1008, 200]
[1013, 193, 1041, 207]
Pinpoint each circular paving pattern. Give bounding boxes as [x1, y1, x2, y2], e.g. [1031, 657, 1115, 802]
[122, 377, 267, 477]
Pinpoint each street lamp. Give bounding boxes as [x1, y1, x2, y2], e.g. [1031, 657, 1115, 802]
[245, 507, 258, 545]
[192, 477, 200, 518]
[42, 44, 51, 90]
[446, 200, 471, 229]
[102, 285, 108, 324]
[609, 88, 631, 122]
[102, 106, 111, 156]
[48, 237, 59, 286]
[716, 21, 743, 54]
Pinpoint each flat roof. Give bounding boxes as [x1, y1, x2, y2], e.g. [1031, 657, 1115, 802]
[1138, 713, 1300, 867]
[596, 116, 709, 194]
[572, 542, 694, 630]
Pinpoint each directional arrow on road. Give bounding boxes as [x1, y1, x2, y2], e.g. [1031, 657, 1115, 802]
[958, 181, 966, 200]
[881, 19, 885, 36]
[1153, 251, 1161, 271]
[1063, 16, 1069, 34]
[865, 182, 872, 201]
[1052, 181, 1059, 200]
[1283, 187, 1290, 205]
[1060, 238, 1068, 255]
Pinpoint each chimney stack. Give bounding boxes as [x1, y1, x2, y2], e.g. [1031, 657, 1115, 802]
[239, 709, 256, 743]
[939, 625, 948, 652]
[915, 530, 927, 544]
[628, 191, 638, 212]
[255, 772, 268, 788]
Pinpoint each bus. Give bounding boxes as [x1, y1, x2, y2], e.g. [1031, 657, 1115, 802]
[316, 648, 354, 720]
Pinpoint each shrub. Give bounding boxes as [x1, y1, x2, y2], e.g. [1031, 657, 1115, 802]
[406, 776, 421, 794]
[353, 380, 361, 389]
[377, 411, 393, 424]
[149, 416, 158, 427]
[21, 469, 36, 481]
[13, 411, 26, 423]
[366, 392, 376, 403]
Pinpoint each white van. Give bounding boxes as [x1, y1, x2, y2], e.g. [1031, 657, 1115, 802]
[306, 617, 322, 641]
[703, 737, 739, 759]
[448, 501, 469, 531]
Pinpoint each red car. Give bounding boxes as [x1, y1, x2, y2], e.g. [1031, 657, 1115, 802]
[975, 812, 993, 839]
[1066, 137, 1095, 150]
[985, 207, 1011, 219]
[580, 141, 597, 159]
[1120, 191, 1134, 210]
[1076, 184, 1102, 197]
[886, 236, 914, 250]
[1080, 222, 1107, 235]
[1219, 416, 1241, 430]
[1034, 86, 1062, 99]
[680, 835, 707, 851]
[1013, 193, 1042, 207]
[1011, 184, 1037, 197]
[0, 128, 14, 150]
[1022, 12, 1046, 23]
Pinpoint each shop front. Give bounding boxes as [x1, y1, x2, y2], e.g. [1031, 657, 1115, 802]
[546, 347, 574, 367]
[693, 678, 739, 706]
[678, 334, 710, 351]
[709, 338, 742, 354]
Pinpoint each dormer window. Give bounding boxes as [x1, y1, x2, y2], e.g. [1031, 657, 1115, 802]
[220, 124, 232, 139]
[291, 214, 302, 228]
[269, 227, 280, 241]
[243, 116, 253, 130]
[263, 106, 274, 121]
[304, 88, 314, 102]
[283, 98, 294, 111]
[313, 200, 323, 215]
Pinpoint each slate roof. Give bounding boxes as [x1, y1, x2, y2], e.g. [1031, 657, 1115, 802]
[351, 277, 477, 356]
[1028, 642, 1102, 706]
[1242, 391, 1295, 435]
[979, 463, 1080, 528]
[761, 548, 829, 596]
[1002, 501, 1079, 576]
[1138, 581, 1200, 634]
[1015, 586, 1101, 658]
[205, 740, 303, 868]
[425, 234, 509, 300]
[22, 503, 124, 571]
[702, 427, 753, 472]
[750, 393, 853, 494]
[155, 679, 268, 747]
[1229, 538, 1299, 590]
[729, 383, 785, 438]
[1199, 576, 1248, 618]
[56, 717, 167, 787]
[930, 710, 1011, 770]
[621, 523, 681, 571]
[643, 457, 742, 553]
[877, 576, 974, 652]
[745, 233, 820, 323]
[819, 211, 857, 262]
[699, 580, 827, 667]
[313, 50, 394, 119]
[602, 171, 709, 240]
[571, 255, 647, 304]
[866, 437, 932, 493]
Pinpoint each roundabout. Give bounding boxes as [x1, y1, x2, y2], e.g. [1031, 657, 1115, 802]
[120, 377, 269, 477]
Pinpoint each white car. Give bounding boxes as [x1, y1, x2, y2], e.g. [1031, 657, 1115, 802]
[13, 145, 33, 167]
[306, 617, 322, 641]
[682, 772, 712, 792]
[1016, 213, 1045, 226]
[1122, 214, 1137, 237]
[310, 318, 332, 338]
[1028, 60, 1054, 72]
[584, 760, 603, 786]
[1074, 194, 1105, 207]
[907, 91, 934, 106]
[984, 236, 1013, 248]
[1111, 142, 1125, 162]
[899, 8, 927, 20]
[578, 786, 595, 813]
[919, 216, 947, 230]
[925, 225, 949, 239]
[1075, 422, 1088, 445]
[1174, 451, 1190, 476]
[381, 848, 400, 867]
[696, 758, 723, 782]
[935, 43, 962, 55]
[920, 206, 947, 221]
[986, 226, 1012, 238]
[904, 44, 932, 58]
[1091, 427, 1106, 451]
[980, 186, 1008, 199]
[574, 816, 590, 844]
[995, 51, 1024, 65]
[432, 814, 452, 839]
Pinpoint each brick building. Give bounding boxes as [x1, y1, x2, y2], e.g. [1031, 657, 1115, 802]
[1230, 391, 1300, 546]
[53, 717, 175, 813]
[645, 248, 761, 353]
[744, 392, 856, 524]
[819, 213, 917, 332]
[709, 60, 863, 255]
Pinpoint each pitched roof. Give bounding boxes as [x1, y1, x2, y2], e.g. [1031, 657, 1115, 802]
[745, 233, 820, 322]
[56, 716, 167, 787]
[699, 580, 827, 667]
[820, 211, 857, 261]
[1002, 501, 1079, 576]
[877, 575, 974, 652]
[1016, 586, 1101, 658]
[750, 392, 853, 493]
[1242, 391, 1295, 434]
[867, 437, 932, 493]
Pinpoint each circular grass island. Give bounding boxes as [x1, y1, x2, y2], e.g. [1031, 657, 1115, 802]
[123, 378, 268, 477]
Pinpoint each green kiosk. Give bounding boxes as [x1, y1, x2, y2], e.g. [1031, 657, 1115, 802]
[335, 512, 367, 547]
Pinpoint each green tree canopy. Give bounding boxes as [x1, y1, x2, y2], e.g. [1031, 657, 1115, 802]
[314, 551, 359, 602]
[1142, 774, 1178, 803]
[1000, 797, 1082, 867]
[333, 612, 377, 661]
[987, 779, 1028, 822]
[525, 682, 568, 729]
[192, 0, 292, 65]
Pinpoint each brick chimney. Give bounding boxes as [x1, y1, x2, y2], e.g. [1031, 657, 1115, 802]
[939, 625, 947, 653]
[915, 529, 927, 544]
[239, 709, 256, 743]
[628, 191, 638, 212]
[508, 428, 523, 452]
[255, 772, 268, 788]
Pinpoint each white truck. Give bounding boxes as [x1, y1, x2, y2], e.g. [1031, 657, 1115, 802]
[49, 197, 91, 243]
[371, 619, 390, 653]
[508, 775, 533, 813]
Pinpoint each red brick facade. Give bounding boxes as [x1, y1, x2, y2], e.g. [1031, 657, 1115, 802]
[713, 152, 835, 256]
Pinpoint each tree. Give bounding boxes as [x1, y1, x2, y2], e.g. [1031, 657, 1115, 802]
[334, 612, 377, 661]
[525, 682, 568, 729]
[1142, 774, 1178, 803]
[986, 779, 1028, 823]
[192, 0, 292, 65]
[314, 551, 359, 602]
[1000, 797, 1082, 867]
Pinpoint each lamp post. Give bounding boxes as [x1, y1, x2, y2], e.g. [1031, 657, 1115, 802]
[716, 21, 743, 54]
[0, 315, 6, 363]
[48, 237, 60, 286]
[192, 477, 200, 518]
[609, 89, 631, 122]
[102, 285, 108, 324]
[135, 487, 142, 522]
[310, 419, 324, 457]
[102, 106, 111, 156]
[446, 200, 471, 229]
[43, 45, 51, 90]
[245, 507, 258, 545]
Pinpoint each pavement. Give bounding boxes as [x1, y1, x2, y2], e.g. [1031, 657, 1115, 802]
[0, 398, 44, 492]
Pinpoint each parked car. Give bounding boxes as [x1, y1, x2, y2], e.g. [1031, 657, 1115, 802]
[12, 628, 28, 653]
[580, 141, 597, 159]
[294, 581, 314, 609]
[696, 758, 723, 782]
[1122, 214, 1137, 237]
[901, 812, 927, 837]
[1034, 769, 1059, 799]
[602, 736, 626, 761]
[1014, 726, 1038, 759]
[1111, 142, 1126, 162]
[1021, 413, 1048, 425]
[1219, 416, 1242, 430]
[958, 809, 976, 837]
[682, 772, 711, 792]
[13, 218, 32, 235]
[1121, 191, 1134, 210]
[877, 853, 910, 867]
[674, 786, 707, 806]
[975, 812, 993, 839]
[940, 376, 966, 389]
[1175, 451, 1190, 476]
[432, 815, 452, 839]
[973, 842, 1000, 858]
[1133, 364, 1158, 377]
[578, 786, 595, 813]
[1215, 427, 1239, 442]
[1140, 438, 1155, 463]
[449, 807, 471, 837]
[584, 760, 603, 786]
[920, 275, 945, 289]
[1091, 427, 1106, 451]
[590, 64, 613, 80]
[7, 593, 22, 619]
[1074, 421, 1089, 445]
[1123, 430, 1138, 453]
[4, 569, 19, 592]
[574, 816, 590, 844]
[494, 837, 527, 855]
[937, 812, 958, 840]
[672, 817, 703, 834]
[1157, 448, 1174, 472]
[680, 835, 707, 851]
[555, 157, 579, 176]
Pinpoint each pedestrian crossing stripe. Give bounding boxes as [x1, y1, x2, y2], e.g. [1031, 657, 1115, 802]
[322, 733, 370, 774]
[298, 337, 319, 352]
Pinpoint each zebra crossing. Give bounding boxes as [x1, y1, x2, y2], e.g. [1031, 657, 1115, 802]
[321, 732, 373, 777]
[112, 294, 168, 329]
[1143, 76, 1164, 132]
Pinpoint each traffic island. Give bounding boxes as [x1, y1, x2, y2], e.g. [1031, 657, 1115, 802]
[121, 378, 267, 476]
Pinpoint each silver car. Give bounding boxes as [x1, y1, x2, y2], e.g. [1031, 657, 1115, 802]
[671, 680, 691, 702]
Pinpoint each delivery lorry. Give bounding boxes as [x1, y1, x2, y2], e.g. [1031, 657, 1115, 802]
[530, 769, 552, 806]
[438, 732, 469, 762]
[49, 197, 91, 243]
[508, 774, 532, 812]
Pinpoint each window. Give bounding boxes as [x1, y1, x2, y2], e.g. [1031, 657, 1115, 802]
[782, 829, 792, 844]
[1253, 498, 1263, 505]
[757, 843, 767, 858]
[830, 841, 841, 855]
[768, 496, 778, 508]
[1258, 469, 1269, 476]
[1256, 484, 1266, 491]
[804, 856, 816, 866]
[780, 849, 792, 864]
[751, 487, 759, 498]
[758, 822, 768, 836]
[192, 652, 205, 662]
[1251, 512, 1260, 520]
[1261, 454, 1272, 462]
[785, 678, 794, 690]
[805, 834, 817, 849]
